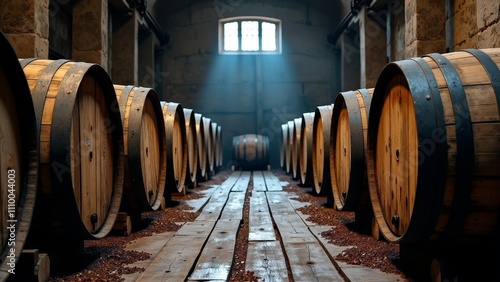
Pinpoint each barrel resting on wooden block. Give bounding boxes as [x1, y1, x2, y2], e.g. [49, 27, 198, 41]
[15, 249, 51, 282]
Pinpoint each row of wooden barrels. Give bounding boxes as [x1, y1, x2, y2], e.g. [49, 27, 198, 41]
[280, 48, 500, 249]
[0, 32, 224, 277]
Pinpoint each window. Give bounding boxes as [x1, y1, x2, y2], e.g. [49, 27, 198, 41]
[219, 17, 281, 54]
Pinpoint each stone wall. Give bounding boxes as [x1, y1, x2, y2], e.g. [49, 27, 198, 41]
[453, 0, 500, 49]
[405, 0, 446, 57]
[0, 0, 49, 58]
[157, 0, 334, 168]
[73, 0, 109, 70]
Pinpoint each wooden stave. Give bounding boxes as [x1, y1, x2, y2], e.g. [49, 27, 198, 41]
[210, 122, 218, 173]
[160, 101, 188, 194]
[194, 113, 207, 180]
[263, 135, 270, 168]
[20, 58, 124, 240]
[114, 85, 167, 211]
[300, 112, 315, 186]
[202, 117, 213, 178]
[280, 123, 288, 170]
[183, 108, 198, 186]
[312, 104, 334, 195]
[330, 89, 373, 211]
[292, 118, 303, 180]
[286, 120, 295, 174]
[366, 48, 500, 244]
[0, 33, 39, 280]
[216, 125, 223, 169]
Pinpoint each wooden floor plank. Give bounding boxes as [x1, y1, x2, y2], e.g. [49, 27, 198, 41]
[220, 192, 246, 221]
[266, 191, 318, 243]
[249, 192, 275, 241]
[266, 191, 299, 215]
[196, 187, 233, 221]
[136, 235, 208, 282]
[176, 221, 216, 236]
[246, 241, 289, 282]
[183, 185, 219, 213]
[231, 171, 251, 192]
[188, 219, 241, 281]
[287, 196, 317, 226]
[125, 232, 176, 255]
[121, 232, 177, 282]
[284, 242, 344, 282]
[219, 170, 242, 191]
[272, 214, 317, 244]
[252, 171, 267, 191]
[262, 170, 283, 191]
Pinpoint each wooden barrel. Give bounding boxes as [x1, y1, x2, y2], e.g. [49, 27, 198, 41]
[114, 85, 166, 211]
[300, 112, 315, 186]
[202, 117, 214, 177]
[330, 89, 373, 211]
[183, 108, 198, 187]
[367, 48, 500, 244]
[233, 134, 269, 170]
[292, 117, 303, 180]
[20, 58, 124, 240]
[280, 123, 288, 170]
[312, 104, 334, 195]
[0, 32, 38, 280]
[160, 102, 187, 194]
[194, 113, 207, 180]
[286, 120, 295, 174]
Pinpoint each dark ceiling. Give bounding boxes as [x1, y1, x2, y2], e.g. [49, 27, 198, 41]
[153, 0, 344, 18]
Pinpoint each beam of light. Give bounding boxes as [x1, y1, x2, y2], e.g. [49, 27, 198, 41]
[195, 30, 299, 169]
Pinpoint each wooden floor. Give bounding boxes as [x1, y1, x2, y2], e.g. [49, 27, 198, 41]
[121, 171, 404, 282]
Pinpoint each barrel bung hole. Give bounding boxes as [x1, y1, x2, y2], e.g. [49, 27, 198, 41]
[343, 147, 346, 156]
[395, 148, 399, 161]
[146, 147, 149, 157]
[89, 151, 93, 161]
[91, 213, 98, 225]
[391, 215, 400, 228]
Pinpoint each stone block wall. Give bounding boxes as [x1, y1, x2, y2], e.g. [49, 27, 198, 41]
[453, 0, 500, 49]
[0, 0, 49, 58]
[72, 0, 109, 70]
[405, 0, 446, 57]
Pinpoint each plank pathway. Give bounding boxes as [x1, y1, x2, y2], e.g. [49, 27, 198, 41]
[122, 171, 403, 282]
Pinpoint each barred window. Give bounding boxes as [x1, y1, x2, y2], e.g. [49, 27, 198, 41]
[219, 17, 281, 54]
